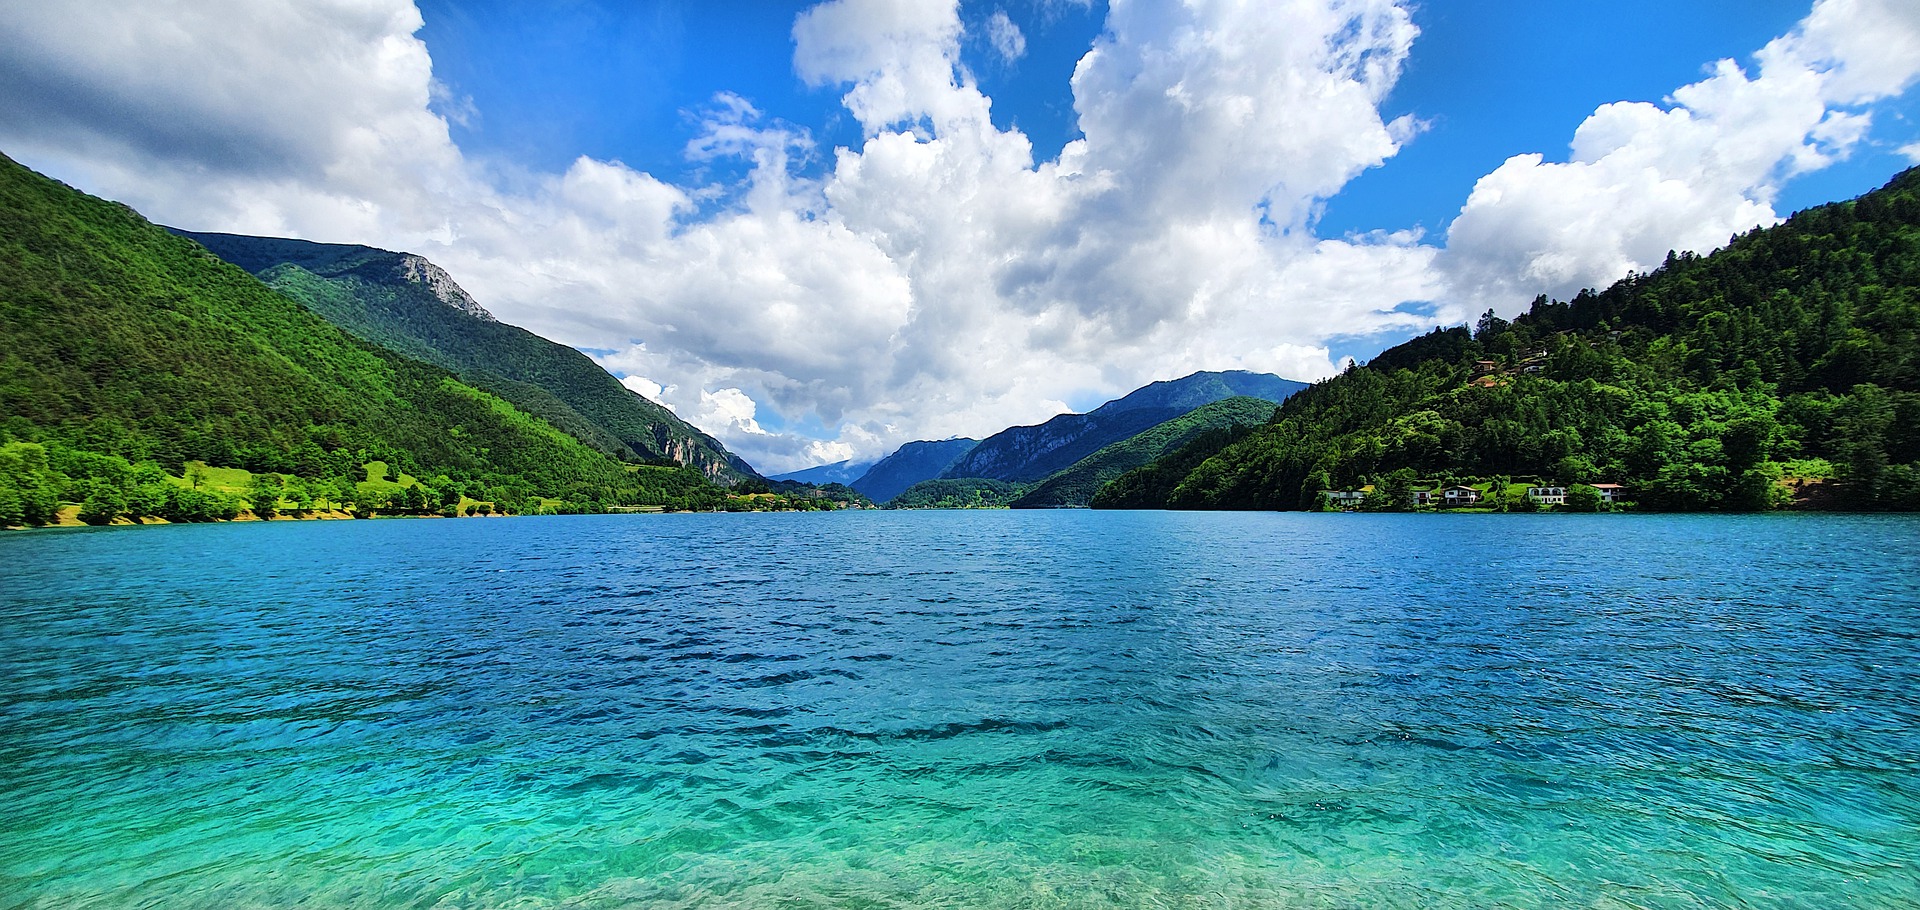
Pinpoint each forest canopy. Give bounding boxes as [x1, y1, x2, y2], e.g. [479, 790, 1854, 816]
[1095, 167, 1920, 512]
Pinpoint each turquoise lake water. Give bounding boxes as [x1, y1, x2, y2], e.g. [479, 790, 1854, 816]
[2, 511, 1917, 908]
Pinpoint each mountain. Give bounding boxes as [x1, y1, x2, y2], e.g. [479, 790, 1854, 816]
[885, 478, 1028, 509]
[850, 438, 979, 504]
[0, 152, 736, 517]
[1096, 168, 1920, 512]
[769, 459, 873, 485]
[170, 230, 761, 484]
[942, 370, 1307, 483]
[1083, 370, 1308, 413]
[1010, 397, 1277, 508]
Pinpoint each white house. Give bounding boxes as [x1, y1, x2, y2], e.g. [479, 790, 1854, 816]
[1527, 486, 1567, 505]
[1324, 490, 1366, 507]
[1442, 485, 1481, 505]
[1589, 483, 1627, 503]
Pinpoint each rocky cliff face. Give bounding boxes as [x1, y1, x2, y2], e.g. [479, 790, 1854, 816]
[397, 255, 496, 322]
[176, 229, 766, 484]
[660, 435, 754, 482]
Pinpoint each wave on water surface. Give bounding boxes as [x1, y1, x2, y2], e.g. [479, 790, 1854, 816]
[2, 511, 1917, 908]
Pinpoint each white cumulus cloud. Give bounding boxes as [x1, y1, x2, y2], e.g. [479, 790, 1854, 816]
[1440, 0, 1920, 312]
[619, 374, 666, 402]
[986, 10, 1026, 64]
[697, 388, 768, 436]
[0, 0, 1914, 473]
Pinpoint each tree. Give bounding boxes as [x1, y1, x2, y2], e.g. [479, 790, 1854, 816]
[0, 443, 61, 526]
[734, 478, 772, 495]
[1475, 309, 1511, 342]
[1488, 475, 1512, 512]
[246, 473, 283, 519]
[324, 478, 353, 512]
[126, 481, 168, 522]
[78, 482, 127, 525]
[1301, 469, 1333, 510]
[1374, 469, 1416, 512]
[1565, 484, 1604, 512]
[283, 478, 312, 514]
[0, 485, 22, 528]
[1726, 468, 1785, 512]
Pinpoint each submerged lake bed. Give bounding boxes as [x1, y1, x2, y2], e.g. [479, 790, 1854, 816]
[2, 511, 1917, 908]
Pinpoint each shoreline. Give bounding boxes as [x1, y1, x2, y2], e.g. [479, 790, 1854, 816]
[0, 503, 861, 533]
[4, 506, 515, 533]
[8, 503, 1903, 533]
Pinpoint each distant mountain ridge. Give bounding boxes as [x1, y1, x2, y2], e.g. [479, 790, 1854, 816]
[850, 438, 978, 504]
[769, 460, 873, 485]
[1011, 396, 1279, 508]
[172, 230, 761, 483]
[941, 370, 1307, 483]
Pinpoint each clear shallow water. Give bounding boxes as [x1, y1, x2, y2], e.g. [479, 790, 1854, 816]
[1, 511, 1917, 909]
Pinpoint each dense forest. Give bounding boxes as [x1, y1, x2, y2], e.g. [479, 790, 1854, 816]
[175, 231, 760, 483]
[942, 370, 1303, 484]
[0, 154, 825, 525]
[1096, 167, 1920, 512]
[850, 438, 979, 504]
[11, 149, 1918, 524]
[1011, 396, 1277, 508]
[886, 478, 1030, 509]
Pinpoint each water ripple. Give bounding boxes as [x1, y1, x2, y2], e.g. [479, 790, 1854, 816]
[1, 511, 1917, 908]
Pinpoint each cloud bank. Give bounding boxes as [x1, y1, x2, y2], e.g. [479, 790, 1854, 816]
[0, 0, 1914, 472]
[1441, 0, 1920, 309]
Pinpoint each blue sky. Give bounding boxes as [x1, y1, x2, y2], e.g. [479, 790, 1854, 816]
[1323, 0, 1918, 234]
[3, 0, 1918, 471]
[416, 0, 1917, 238]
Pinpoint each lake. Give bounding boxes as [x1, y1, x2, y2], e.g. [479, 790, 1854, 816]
[2, 511, 1917, 908]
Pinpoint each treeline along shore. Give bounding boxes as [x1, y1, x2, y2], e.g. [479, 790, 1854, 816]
[1092, 167, 1920, 513]
[0, 152, 871, 529]
[5, 150, 1920, 526]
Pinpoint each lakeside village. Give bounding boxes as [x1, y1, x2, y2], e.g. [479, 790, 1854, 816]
[1322, 479, 1628, 513]
[1319, 358, 1632, 513]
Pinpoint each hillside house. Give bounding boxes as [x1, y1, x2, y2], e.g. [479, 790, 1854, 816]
[1527, 486, 1567, 505]
[1590, 483, 1627, 503]
[1472, 360, 1498, 374]
[1442, 485, 1481, 505]
[1323, 490, 1366, 507]
[1408, 490, 1434, 506]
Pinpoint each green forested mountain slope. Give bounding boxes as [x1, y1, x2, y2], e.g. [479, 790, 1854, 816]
[0, 152, 734, 514]
[172, 230, 760, 483]
[851, 438, 979, 504]
[1084, 370, 1306, 413]
[886, 477, 1028, 509]
[1012, 396, 1277, 508]
[1097, 168, 1920, 512]
[943, 370, 1306, 483]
